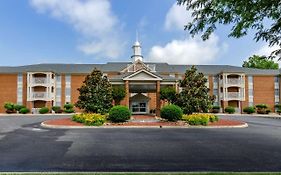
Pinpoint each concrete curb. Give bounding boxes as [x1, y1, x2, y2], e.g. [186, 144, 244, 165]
[40, 121, 248, 129]
[0, 113, 73, 117]
[216, 113, 281, 118]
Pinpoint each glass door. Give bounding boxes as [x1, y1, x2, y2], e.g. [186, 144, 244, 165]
[131, 102, 147, 113]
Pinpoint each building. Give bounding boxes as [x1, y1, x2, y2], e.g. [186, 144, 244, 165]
[0, 39, 280, 115]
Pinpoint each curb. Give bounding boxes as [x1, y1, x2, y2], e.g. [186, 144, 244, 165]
[40, 121, 248, 129]
[216, 113, 281, 118]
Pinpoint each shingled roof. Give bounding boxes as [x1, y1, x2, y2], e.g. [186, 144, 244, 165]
[0, 62, 280, 75]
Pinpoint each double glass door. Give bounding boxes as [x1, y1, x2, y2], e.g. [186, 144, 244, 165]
[132, 102, 147, 113]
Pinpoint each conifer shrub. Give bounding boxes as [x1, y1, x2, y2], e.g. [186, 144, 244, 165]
[108, 105, 131, 123]
[225, 106, 235, 114]
[64, 103, 75, 113]
[211, 105, 220, 113]
[256, 104, 268, 114]
[39, 107, 49, 114]
[160, 104, 183, 121]
[4, 102, 15, 114]
[52, 106, 63, 113]
[243, 106, 255, 114]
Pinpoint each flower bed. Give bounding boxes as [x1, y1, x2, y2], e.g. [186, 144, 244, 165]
[72, 113, 106, 126]
[182, 113, 219, 126]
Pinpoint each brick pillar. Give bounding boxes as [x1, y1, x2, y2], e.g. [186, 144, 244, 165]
[125, 80, 130, 108]
[156, 80, 161, 117]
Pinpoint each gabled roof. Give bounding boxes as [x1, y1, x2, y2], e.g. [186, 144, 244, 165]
[123, 69, 162, 81]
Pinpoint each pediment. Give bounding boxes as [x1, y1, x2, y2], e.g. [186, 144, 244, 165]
[123, 69, 162, 81]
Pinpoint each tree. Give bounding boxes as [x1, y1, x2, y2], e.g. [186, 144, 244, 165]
[242, 55, 279, 69]
[177, 0, 281, 59]
[160, 86, 177, 104]
[75, 68, 113, 114]
[176, 66, 214, 114]
[112, 86, 126, 105]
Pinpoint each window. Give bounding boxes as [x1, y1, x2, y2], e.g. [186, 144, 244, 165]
[275, 89, 280, 96]
[248, 76, 253, 83]
[275, 76, 279, 83]
[17, 73, 23, 104]
[248, 89, 253, 96]
[65, 75, 71, 103]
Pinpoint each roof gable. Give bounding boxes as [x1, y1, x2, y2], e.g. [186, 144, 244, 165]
[123, 69, 162, 81]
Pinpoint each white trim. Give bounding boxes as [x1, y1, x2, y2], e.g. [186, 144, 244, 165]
[123, 69, 162, 81]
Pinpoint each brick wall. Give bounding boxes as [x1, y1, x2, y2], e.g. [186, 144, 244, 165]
[0, 74, 17, 113]
[253, 76, 275, 111]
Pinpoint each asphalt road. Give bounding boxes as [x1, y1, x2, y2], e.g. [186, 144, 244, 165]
[0, 115, 281, 172]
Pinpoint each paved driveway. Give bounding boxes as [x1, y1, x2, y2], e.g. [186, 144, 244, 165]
[0, 115, 281, 172]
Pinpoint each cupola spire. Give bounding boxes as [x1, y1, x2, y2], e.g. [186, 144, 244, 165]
[131, 31, 143, 62]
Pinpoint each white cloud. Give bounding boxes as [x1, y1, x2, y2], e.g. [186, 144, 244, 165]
[30, 0, 125, 58]
[148, 34, 227, 64]
[165, 3, 192, 31]
[255, 44, 280, 57]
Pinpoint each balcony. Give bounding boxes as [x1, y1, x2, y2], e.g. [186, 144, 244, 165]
[220, 92, 244, 100]
[31, 77, 47, 86]
[220, 78, 243, 87]
[32, 92, 47, 100]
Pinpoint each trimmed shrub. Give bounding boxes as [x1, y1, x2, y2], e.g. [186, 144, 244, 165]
[211, 106, 220, 113]
[225, 106, 235, 114]
[108, 105, 131, 123]
[19, 108, 30, 114]
[256, 104, 268, 114]
[39, 107, 49, 114]
[160, 104, 183, 121]
[64, 103, 75, 113]
[72, 113, 106, 126]
[4, 102, 15, 113]
[277, 109, 281, 115]
[14, 104, 25, 112]
[266, 109, 271, 114]
[52, 106, 62, 113]
[64, 109, 75, 113]
[182, 113, 218, 126]
[243, 106, 255, 114]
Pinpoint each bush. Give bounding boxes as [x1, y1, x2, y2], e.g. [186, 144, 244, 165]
[108, 105, 131, 123]
[72, 113, 106, 126]
[14, 104, 25, 112]
[256, 104, 268, 114]
[64, 109, 75, 113]
[243, 106, 255, 114]
[225, 106, 235, 114]
[52, 106, 62, 113]
[277, 109, 281, 115]
[64, 103, 75, 113]
[182, 113, 218, 126]
[19, 108, 30, 114]
[266, 109, 271, 114]
[211, 106, 220, 113]
[4, 102, 15, 113]
[39, 107, 49, 114]
[64, 103, 74, 110]
[160, 104, 183, 121]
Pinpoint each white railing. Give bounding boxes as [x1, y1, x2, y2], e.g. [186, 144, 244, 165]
[227, 92, 243, 100]
[32, 77, 47, 85]
[227, 78, 242, 85]
[32, 92, 47, 100]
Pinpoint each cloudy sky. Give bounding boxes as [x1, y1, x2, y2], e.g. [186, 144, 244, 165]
[0, 0, 278, 66]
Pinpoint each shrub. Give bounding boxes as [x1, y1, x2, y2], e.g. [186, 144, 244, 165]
[266, 109, 271, 114]
[243, 106, 255, 114]
[225, 106, 235, 114]
[39, 107, 49, 114]
[52, 106, 62, 113]
[182, 113, 218, 126]
[64, 103, 74, 110]
[108, 105, 131, 123]
[211, 106, 220, 113]
[72, 113, 106, 126]
[64, 109, 75, 113]
[19, 108, 30, 114]
[14, 104, 25, 112]
[256, 104, 268, 114]
[4, 102, 15, 113]
[160, 104, 183, 121]
[277, 109, 281, 115]
[64, 103, 75, 113]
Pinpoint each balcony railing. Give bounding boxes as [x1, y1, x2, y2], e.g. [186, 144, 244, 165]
[227, 78, 242, 85]
[220, 92, 244, 100]
[32, 92, 47, 100]
[32, 77, 47, 85]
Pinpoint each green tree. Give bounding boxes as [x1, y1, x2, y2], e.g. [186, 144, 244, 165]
[176, 66, 214, 114]
[160, 86, 177, 104]
[75, 68, 113, 114]
[242, 55, 279, 69]
[177, 0, 281, 58]
[112, 86, 126, 105]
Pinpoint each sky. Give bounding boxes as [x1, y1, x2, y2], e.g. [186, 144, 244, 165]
[0, 0, 279, 66]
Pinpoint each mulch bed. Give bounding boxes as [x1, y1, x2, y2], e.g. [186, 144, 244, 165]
[43, 118, 246, 127]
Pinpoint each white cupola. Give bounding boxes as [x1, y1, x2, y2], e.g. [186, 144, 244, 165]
[131, 32, 143, 62]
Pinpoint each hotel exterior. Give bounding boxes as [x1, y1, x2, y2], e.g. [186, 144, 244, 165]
[0, 40, 280, 115]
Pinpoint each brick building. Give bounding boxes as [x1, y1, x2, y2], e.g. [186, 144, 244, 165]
[0, 40, 280, 114]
